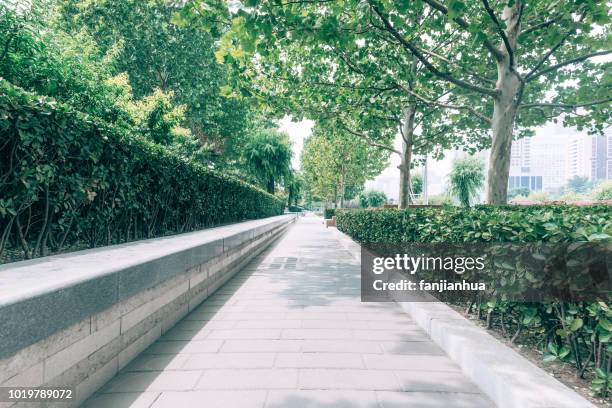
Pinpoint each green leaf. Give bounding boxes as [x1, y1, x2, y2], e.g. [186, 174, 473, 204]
[570, 318, 583, 332]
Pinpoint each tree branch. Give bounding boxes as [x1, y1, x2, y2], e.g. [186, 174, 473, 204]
[521, 97, 612, 109]
[525, 12, 586, 80]
[526, 49, 612, 82]
[413, 45, 496, 85]
[338, 122, 401, 155]
[481, 0, 514, 68]
[400, 86, 492, 124]
[369, 2, 499, 98]
[520, 14, 564, 35]
[421, 0, 504, 61]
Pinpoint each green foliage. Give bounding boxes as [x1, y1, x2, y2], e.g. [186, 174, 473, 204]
[241, 130, 292, 194]
[0, 80, 284, 262]
[508, 187, 530, 199]
[301, 127, 388, 206]
[411, 174, 423, 196]
[594, 181, 612, 201]
[197, 0, 611, 203]
[323, 209, 335, 220]
[336, 205, 612, 394]
[359, 191, 388, 208]
[427, 193, 453, 206]
[58, 0, 250, 155]
[0, 4, 129, 123]
[566, 176, 593, 194]
[449, 157, 485, 206]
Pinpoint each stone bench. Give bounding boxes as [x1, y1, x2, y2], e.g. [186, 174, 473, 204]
[0, 214, 296, 406]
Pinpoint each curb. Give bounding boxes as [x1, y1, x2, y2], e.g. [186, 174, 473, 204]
[330, 226, 597, 408]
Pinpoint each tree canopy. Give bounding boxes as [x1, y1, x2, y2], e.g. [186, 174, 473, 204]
[184, 0, 611, 204]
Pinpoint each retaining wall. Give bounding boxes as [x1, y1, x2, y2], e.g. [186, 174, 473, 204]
[0, 215, 295, 406]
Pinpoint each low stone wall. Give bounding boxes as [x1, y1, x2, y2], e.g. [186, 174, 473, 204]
[0, 215, 295, 406]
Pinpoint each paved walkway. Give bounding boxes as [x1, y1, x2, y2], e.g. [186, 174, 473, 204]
[85, 215, 494, 408]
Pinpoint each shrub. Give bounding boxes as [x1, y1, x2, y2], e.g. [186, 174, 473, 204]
[287, 205, 303, 212]
[358, 190, 388, 208]
[0, 80, 284, 262]
[594, 181, 612, 201]
[449, 157, 485, 206]
[336, 206, 611, 393]
[324, 208, 336, 219]
[508, 187, 530, 199]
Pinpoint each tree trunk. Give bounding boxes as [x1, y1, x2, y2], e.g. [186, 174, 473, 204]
[339, 165, 346, 208]
[267, 177, 275, 195]
[398, 104, 416, 209]
[487, 2, 522, 204]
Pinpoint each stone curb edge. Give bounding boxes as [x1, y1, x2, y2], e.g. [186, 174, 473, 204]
[330, 226, 597, 408]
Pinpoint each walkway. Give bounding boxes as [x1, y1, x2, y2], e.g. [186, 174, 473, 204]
[84, 215, 494, 408]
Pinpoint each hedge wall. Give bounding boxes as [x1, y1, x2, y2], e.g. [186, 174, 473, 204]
[0, 80, 284, 262]
[336, 205, 611, 244]
[336, 206, 612, 396]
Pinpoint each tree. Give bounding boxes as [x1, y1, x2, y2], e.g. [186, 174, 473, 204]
[411, 174, 424, 196]
[58, 0, 251, 164]
[359, 190, 388, 208]
[286, 172, 304, 207]
[301, 128, 388, 207]
[566, 176, 593, 194]
[202, 0, 489, 208]
[184, 0, 611, 203]
[242, 130, 292, 194]
[449, 157, 485, 207]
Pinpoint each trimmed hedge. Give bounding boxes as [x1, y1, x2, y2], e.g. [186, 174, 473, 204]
[336, 206, 612, 395]
[0, 80, 284, 262]
[324, 208, 335, 219]
[336, 205, 611, 244]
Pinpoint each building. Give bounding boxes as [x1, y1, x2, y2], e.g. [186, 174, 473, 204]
[508, 134, 566, 193]
[566, 130, 612, 182]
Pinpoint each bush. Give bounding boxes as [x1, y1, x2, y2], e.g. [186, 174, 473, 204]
[448, 157, 485, 206]
[287, 205, 303, 212]
[508, 187, 530, 199]
[594, 181, 612, 201]
[336, 206, 609, 244]
[0, 81, 284, 262]
[336, 206, 611, 394]
[324, 208, 336, 219]
[358, 190, 388, 208]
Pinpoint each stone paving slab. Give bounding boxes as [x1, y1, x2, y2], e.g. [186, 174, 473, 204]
[83, 215, 495, 408]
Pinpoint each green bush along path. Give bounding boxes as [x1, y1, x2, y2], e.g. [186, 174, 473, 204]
[0, 81, 284, 262]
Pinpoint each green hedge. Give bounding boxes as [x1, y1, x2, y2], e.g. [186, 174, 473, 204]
[324, 208, 335, 219]
[336, 205, 611, 244]
[336, 206, 612, 395]
[0, 80, 284, 262]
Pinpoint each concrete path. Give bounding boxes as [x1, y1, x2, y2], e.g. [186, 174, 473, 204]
[84, 215, 495, 408]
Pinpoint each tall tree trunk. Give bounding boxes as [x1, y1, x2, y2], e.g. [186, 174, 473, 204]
[487, 2, 522, 204]
[339, 166, 346, 208]
[267, 177, 275, 195]
[398, 104, 416, 209]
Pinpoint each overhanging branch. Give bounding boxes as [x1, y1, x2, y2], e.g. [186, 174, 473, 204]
[526, 49, 612, 82]
[369, 2, 499, 98]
